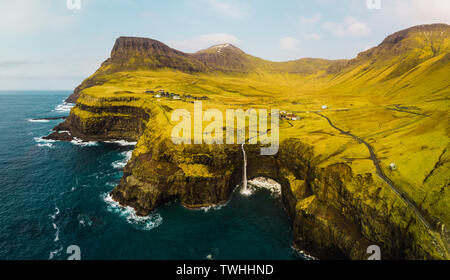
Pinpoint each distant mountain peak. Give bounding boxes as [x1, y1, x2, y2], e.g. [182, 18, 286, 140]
[66, 23, 450, 103]
[198, 43, 245, 54]
[380, 23, 449, 46]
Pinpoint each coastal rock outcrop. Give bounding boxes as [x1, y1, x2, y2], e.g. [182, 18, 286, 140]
[53, 24, 450, 260]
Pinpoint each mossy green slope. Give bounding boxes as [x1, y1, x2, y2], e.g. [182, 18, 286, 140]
[57, 24, 449, 259]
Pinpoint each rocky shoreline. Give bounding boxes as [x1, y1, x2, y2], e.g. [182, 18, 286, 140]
[45, 24, 450, 260]
[46, 104, 447, 259]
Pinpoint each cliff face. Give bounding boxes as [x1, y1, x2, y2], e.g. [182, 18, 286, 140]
[111, 142, 241, 215]
[54, 94, 446, 259]
[83, 107, 445, 259]
[54, 24, 450, 260]
[51, 93, 449, 259]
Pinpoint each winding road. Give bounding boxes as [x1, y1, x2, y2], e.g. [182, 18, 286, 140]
[315, 112, 450, 258]
[315, 112, 435, 230]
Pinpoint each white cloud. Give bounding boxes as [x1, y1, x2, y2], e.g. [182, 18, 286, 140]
[305, 33, 322, 40]
[323, 17, 370, 37]
[169, 33, 242, 52]
[0, 1, 78, 34]
[279, 37, 299, 52]
[204, 0, 250, 19]
[300, 14, 321, 24]
[385, 0, 450, 24]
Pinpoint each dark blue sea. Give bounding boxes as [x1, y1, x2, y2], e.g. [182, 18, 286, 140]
[0, 91, 304, 260]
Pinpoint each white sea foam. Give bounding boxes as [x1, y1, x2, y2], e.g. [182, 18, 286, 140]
[194, 201, 229, 212]
[50, 206, 60, 220]
[71, 137, 98, 147]
[37, 143, 53, 148]
[48, 206, 62, 259]
[28, 118, 50, 123]
[34, 137, 56, 144]
[78, 214, 93, 227]
[53, 222, 60, 242]
[53, 101, 74, 113]
[34, 137, 56, 148]
[292, 246, 317, 260]
[112, 150, 132, 169]
[49, 246, 63, 260]
[104, 140, 137, 146]
[102, 193, 162, 231]
[240, 187, 253, 196]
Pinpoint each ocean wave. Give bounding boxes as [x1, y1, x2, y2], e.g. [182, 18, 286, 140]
[71, 137, 98, 147]
[53, 101, 74, 113]
[37, 143, 53, 148]
[49, 246, 63, 260]
[105, 182, 118, 188]
[191, 201, 229, 212]
[28, 119, 50, 123]
[50, 206, 60, 220]
[291, 246, 317, 260]
[102, 193, 162, 231]
[34, 137, 56, 143]
[34, 137, 55, 148]
[52, 222, 60, 242]
[112, 150, 132, 169]
[104, 140, 137, 146]
[48, 206, 62, 259]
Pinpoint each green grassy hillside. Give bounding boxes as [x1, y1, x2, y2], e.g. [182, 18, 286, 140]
[63, 23, 450, 259]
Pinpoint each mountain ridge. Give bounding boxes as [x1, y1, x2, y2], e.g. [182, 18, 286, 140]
[52, 24, 450, 260]
[66, 23, 450, 102]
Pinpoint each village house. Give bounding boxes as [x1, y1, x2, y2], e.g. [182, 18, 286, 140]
[283, 113, 300, 121]
[389, 163, 397, 171]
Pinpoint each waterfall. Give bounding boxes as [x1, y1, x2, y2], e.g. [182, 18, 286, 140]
[241, 144, 250, 195]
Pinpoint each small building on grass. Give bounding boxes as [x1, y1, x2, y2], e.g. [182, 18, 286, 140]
[389, 163, 397, 171]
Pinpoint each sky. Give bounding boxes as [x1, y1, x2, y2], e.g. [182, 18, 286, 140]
[0, 0, 449, 90]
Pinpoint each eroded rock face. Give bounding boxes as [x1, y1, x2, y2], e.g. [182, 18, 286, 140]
[48, 95, 447, 260]
[109, 134, 446, 259]
[111, 142, 242, 215]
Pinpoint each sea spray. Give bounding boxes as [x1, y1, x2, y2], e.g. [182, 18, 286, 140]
[53, 101, 74, 113]
[112, 150, 133, 169]
[71, 137, 98, 147]
[102, 193, 162, 231]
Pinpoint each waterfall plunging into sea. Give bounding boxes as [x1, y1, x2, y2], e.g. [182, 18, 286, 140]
[241, 144, 251, 196]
